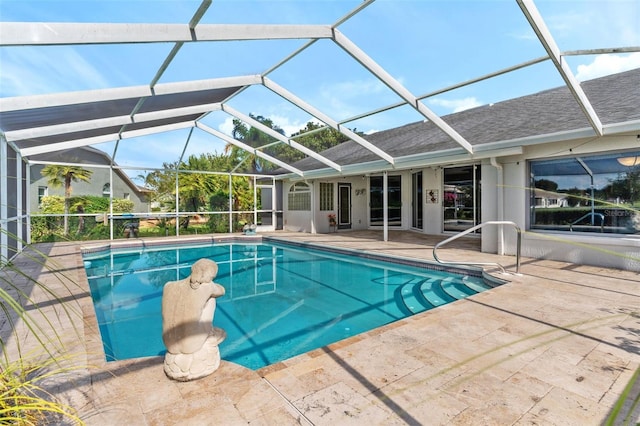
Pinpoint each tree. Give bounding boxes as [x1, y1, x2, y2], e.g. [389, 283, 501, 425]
[227, 117, 353, 173]
[144, 161, 179, 211]
[267, 121, 354, 165]
[177, 155, 228, 228]
[227, 115, 284, 173]
[289, 121, 352, 153]
[40, 165, 93, 236]
[534, 178, 558, 192]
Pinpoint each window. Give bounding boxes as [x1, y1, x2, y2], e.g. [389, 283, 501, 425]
[102, 183, 111, 197]
[319, 182, 333, 211]
[287, 182, 311, 211]
[38, 186, 48, 205]
[530, 152, 640, 234]
[123, 192, 130, 200]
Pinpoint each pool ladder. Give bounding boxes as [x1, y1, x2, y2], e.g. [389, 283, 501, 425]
[433, 221, 522, 275]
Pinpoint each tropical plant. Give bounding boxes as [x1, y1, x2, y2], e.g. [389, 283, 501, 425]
[33, 195, 134, 243]
[177, 154, 230, 229]
[40, 165, 93, 236]
[0, 230, 86, 424]
[228, 115, 283, 173]
[143, 162, 178, 210]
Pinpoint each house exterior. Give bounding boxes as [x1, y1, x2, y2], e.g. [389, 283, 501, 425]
[532, 189, 569, 209]
[29, 146, 151, 213]
[278, 68, 640, 271]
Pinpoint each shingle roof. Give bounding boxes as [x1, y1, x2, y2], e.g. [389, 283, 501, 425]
[288, 68, 640, 172]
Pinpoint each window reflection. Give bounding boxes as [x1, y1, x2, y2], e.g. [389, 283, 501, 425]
[530, 152, 640, 234]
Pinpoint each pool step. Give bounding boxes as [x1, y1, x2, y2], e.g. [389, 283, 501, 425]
[397, 279, 433, 314]
[397, 275, 485, 315]
[461, 275, 490, 292]
[440, 276, 478, 299]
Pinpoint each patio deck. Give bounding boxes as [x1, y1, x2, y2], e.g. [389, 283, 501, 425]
[2, 230, 639, 425]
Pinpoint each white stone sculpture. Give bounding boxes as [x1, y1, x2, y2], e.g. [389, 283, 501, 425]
[161, 258, 226, 381]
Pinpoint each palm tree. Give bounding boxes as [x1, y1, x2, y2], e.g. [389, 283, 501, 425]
[40, 165, 93, 236]
[177, 154, 230, 229]
[228, 115, 284, 173]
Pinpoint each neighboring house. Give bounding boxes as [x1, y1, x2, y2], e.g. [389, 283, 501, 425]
[278, 68, 640, 271]
[29, 146, 151, 213]
[533, 189, 569, 208]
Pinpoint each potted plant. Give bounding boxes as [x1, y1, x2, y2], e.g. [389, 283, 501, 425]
[328, 213, 337, 231]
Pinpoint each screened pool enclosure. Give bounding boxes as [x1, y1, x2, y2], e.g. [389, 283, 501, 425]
[1, 0, 639, 270]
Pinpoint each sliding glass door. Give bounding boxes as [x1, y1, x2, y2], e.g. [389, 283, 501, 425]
[443, 165, 480, 232]
[412, 171, 423, 229]
[370, 175, 402, 226]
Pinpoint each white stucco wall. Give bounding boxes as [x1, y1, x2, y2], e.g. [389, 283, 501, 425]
[480, 160, 499, 254]
[281, 134, 640, 272]
[423, 167, 442, 235]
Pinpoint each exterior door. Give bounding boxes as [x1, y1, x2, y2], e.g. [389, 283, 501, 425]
[443, 165, 481, 232]
[369, 175, 402, 226]
[338, 183, 351, 229]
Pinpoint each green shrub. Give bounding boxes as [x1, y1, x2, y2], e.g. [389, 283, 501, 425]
[207, 214, 230, 233]
[39, 196, 65, 213]
[112, 198, 134, 213]
[32, 196, 136, 242]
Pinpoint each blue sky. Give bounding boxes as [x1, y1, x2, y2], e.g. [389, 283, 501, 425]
[1, 0, 639, 172]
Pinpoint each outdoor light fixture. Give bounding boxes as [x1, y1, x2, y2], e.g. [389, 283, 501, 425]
[617, 156, 640, 167]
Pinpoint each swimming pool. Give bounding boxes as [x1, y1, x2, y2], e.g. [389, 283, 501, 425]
[82, 238, 501, 370]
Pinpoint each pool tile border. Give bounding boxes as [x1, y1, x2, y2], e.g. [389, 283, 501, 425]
[263, 236, 507, 288]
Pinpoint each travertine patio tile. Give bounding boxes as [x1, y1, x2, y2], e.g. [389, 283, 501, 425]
[82, 402, 148, 426]
[525, 386, 609, 425]
[381, 351, 471, 397]
[376, 388, 469, 425]
[4, 232, 640, 425]
[597, 362, 639, 412]
[144, 393, 244, 426]
[457, 342, 549, 382]
[295, 382, 397, 425]
[249, 405, 314, 426]
[573, 348, 634, 400]
[265, 364, 338, 402]
[314, 345, 426, 397]
[443, 371, 552, 423]
[518, 342, 629, 404]
[88, 358, 183, 414]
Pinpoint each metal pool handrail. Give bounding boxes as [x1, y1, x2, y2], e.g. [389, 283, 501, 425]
[433, 221, 522, 274]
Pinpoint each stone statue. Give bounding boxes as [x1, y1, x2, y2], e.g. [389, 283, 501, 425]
[161, 258, 226, 381]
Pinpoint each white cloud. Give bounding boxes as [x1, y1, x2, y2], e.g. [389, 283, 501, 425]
[575, 53, 640, 81]
[267, 114, 310, 137]
[316, 78, 389, 119]
[508, 31, 538, 41]
[322, 78, 387, 99]
[428, 97, 483, 113]
[219, 117, 236, 135]
[0, 46, 110, 96]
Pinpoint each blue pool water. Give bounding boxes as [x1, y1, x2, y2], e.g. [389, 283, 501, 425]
[82, 240, 497, 370]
